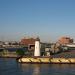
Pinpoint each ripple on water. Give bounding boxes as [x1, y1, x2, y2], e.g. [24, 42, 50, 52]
[0, 58, 75, 75]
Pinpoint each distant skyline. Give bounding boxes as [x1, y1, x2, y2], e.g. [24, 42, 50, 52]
[0, 0, 75, 42]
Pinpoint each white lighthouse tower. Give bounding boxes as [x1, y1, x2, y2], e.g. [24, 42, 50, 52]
[34, 38, 40, 56]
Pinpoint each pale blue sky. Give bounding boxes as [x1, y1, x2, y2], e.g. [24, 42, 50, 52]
[0, 0, 75, 42]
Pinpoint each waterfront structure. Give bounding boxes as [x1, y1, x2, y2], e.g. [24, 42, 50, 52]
[58, 37, 73, 45]
[66, 43, 75, 47]
[0, 41, 5, 47]
[18, 57, 75, 64]
[18, 42, 75, 63]
[34, 38, 40, 56]
[45, 48, 51, 56]
[20, 37, 35, 45]
[20, 37, 38, 50]
[17, 37, 75, 64]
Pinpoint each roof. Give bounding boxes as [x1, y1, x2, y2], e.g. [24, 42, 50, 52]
[20, 38, 36, 45]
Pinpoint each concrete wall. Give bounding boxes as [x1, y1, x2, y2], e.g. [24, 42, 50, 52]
[18, 57, 75, 63]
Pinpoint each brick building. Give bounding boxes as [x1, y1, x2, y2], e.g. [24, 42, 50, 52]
[58, 37, 73, 45]
[20, 37, 40, 50]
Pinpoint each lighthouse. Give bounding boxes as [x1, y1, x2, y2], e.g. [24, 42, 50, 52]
[34, 38, 40, 56]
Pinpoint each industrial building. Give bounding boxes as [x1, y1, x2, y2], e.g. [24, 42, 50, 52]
[58, 37, 73, 45]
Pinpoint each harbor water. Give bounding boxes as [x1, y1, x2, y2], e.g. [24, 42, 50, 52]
[0, 58, 75, 75]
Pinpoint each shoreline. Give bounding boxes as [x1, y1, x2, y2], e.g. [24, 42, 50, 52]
[17, 56, 75, 64]
[0, 56, 75, 64]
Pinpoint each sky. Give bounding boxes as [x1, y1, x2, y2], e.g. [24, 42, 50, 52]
[0, 0, 75, 42]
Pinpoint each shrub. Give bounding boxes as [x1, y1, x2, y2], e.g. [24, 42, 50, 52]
[16, 49, 25, 56]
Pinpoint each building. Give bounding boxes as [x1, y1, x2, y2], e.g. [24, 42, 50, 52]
[0, 41, 4, 47]
[20, 37, 40, 51]
[58, 37, 73, 45]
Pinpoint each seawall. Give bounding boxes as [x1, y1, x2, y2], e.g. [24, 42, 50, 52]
[18, 57, 75, 64]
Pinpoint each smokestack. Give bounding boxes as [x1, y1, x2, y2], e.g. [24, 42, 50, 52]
[34, 38, 40, 56]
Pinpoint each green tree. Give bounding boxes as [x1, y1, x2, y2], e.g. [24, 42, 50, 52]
[16, 49, 25, 56]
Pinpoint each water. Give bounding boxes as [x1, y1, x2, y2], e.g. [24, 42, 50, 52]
[0, 58, 75, 75]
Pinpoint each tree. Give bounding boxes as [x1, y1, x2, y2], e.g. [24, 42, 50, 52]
[16, 49, 25, 56]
